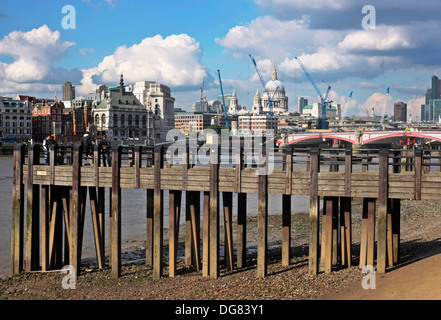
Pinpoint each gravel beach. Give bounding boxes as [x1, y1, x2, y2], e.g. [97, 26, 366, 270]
[1, 198, 441, 300]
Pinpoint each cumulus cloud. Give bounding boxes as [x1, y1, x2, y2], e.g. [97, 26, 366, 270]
[78, 34, 208, 95]
[0, 25, 75, 83]
[338, 26, 414, 51]
[0, 24, 81, 95]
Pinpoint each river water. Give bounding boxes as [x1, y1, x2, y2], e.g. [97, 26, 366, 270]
[0, 155, 310, 276]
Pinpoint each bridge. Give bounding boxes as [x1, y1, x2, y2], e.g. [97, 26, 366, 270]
[279, 130, 441, 145]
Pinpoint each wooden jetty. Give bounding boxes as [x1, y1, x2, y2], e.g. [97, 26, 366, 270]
[10, 141, 441, 279]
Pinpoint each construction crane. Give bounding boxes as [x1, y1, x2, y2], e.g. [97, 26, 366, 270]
[295, 57, 332, 129]
[248, 54, 277, 116]
[217, 69, 230, 130]
[381, 87, 390, 127]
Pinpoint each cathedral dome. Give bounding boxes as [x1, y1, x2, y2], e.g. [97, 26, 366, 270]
[265, 79, 284, 93]
[264, 64, 284, 93]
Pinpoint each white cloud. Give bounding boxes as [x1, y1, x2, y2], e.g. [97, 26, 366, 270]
[255, 0, 350, 11]
[215, 15, 313, 61]
[338, 26, 413, 51]
[78, 34, 208, 95]
[406, 96, 425, 119]
[0, 25, 74, 83]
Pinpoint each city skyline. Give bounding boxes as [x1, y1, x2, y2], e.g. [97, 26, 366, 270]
[0, 0, 440, 119]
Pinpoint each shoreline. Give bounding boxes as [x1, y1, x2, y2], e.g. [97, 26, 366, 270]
[1, 199, 441, 300]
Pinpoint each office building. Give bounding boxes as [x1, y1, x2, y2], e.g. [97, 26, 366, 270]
[298, 97, 308, 114]
[394, 101, 407, 122]
[0, 96, 33, 142]
[63, 81, 75, 101]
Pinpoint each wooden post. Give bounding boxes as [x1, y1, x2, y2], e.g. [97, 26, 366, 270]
[236, 193, 247, 269]
[25, 144, 40, 271]
[89, 187, 104, 269]
[153, 145, 164, 280]
[209, 146, 220, 279]
[111, 145, 122, 278]
[184, 194, 200, 270]
[202, 191, 210, 277]
[41, 185, 50, 271]
[11, 144, 25, 274]
[257, 149, 268, 278]
[360, 197, 376, 268]
[223, 191, 234, 271]
[322, 196, 335, 274]
[392, 198, 400, 264]
[414, 148, 422, 200]
[97, 187, 105, 267]
[169, 190, 182, 277]
[391, 149, 401, 265]
[282, 194, 291, 267]
[146, 188, 154, 267]
[134, 146, 142, 189]
[63, 187, 71, 266]
[185, 192, 192, 266]
[282, 145, 292, 267]
[70, 144, 82, 276]
[236, 146, 247, 269]
[340, 146, 352, 268]
[340, 197, 352, 267]
[309, 147, 320, 275]
[189, 191, 201, 271]
[377, 148, 389, 274]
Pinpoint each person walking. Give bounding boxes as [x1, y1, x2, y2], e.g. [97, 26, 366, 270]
[43, 135, 57, 165]
[99, 134, 112, 167]
[43, 135, 51, 165]
[82, 131, 93, 159]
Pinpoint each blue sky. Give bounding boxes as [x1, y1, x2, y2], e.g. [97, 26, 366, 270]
[0, 0, 440, 118]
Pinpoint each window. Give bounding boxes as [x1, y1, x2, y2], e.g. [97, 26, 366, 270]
[95, 114, 100, 126]
[128, 114, 132, 126]
[101, 114, 106, 126]
[135, 115, 139, 126]
[113, 114, 118, 127]
[120, 114, 125, 127]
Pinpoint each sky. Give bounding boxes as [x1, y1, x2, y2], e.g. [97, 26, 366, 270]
[0, 0, 440, 119]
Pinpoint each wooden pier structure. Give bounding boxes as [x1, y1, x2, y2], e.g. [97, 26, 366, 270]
[10, 141, 441, 279]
